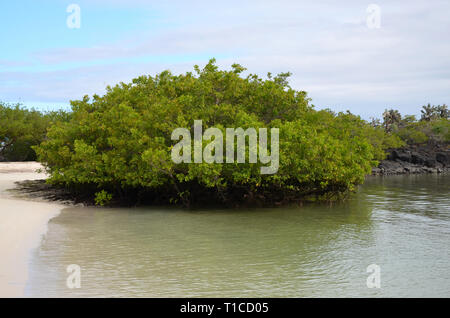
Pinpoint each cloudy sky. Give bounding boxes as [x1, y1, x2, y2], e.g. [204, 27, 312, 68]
[1, 0, 449, 119]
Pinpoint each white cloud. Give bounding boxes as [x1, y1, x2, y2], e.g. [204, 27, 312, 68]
[2, 0, 450, 118]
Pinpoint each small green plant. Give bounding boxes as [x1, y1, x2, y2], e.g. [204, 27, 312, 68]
[94, 190, 113, 206]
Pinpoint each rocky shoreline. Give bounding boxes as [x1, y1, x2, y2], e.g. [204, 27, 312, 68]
[372, 143, 450, 175]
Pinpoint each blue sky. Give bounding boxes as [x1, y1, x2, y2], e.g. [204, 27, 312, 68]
[1, 0, 449, 118]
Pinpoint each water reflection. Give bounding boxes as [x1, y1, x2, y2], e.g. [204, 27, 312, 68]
[26, 174, 450, 297]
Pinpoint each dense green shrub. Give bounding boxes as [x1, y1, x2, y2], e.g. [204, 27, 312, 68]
[430, 118, 450, 143]
[396, 123, 429, 144]
[0, 103, 68, 161]
[394, 117, 449, 145]
[34, 60, 400, 206]
[378, 104, 449, 145]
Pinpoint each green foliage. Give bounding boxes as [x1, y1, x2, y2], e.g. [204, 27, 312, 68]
[377, 106, 449, 145]
[396, 123, 429, 144]
[35, 59, 397, 206]
[94, 190, 113, 206]
[429, 118, 450, 143]
[395, 115, 449, 145]
[0, 102, 67, 161]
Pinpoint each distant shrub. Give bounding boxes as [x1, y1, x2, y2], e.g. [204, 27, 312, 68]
[396, 124, 429, 144]
[430, 118, 450, 143]
[394, 117, 449, 145]
[0, 102, 70, 161]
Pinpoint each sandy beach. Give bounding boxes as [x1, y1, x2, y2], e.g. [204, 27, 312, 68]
[0, 162, 63, 297]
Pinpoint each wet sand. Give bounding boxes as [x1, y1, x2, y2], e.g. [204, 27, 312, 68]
[0, 162, 63, 297]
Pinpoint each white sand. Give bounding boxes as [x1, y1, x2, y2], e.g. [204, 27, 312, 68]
[0, 162, 64, 297]
[0, 162, 44, 174]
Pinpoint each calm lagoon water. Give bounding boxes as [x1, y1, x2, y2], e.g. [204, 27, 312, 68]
[25, 174, 450, 297]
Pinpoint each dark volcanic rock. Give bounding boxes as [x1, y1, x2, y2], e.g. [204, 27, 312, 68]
[436, 152, 450, 165]
[392, 150, 411, 162]
[372, 143, 450, 175]
[411, 152, 426, 164]
[425, 158, 437, 168]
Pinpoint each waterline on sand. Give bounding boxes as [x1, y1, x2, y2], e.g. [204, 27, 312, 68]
[0, 163, 64, 297]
